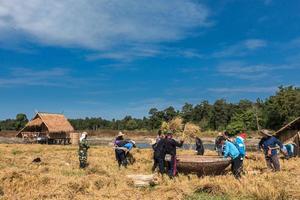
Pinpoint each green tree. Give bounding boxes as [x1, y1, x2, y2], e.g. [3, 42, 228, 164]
[148, 108, 164, 130]
[263, 86, 300, 130]
[192, 101, 213, 129]
[211, 99, 231, 130]
[15, 113, 28, 131]
[126, 119, 139, 130]
[163, 106, 177, 122]
[181, 103, 194, 123]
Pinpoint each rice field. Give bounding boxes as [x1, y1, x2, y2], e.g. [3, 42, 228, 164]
[0, 144, 299, 200]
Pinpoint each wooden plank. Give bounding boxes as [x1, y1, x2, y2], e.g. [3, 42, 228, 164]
[126, 174, 158, 187]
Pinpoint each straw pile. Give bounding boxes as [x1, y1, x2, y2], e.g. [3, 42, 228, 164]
[160, 122, 169, 134]
[183, 123, 201, 138]
[168, 117, 184, 134]
[160, 118, 201, 141]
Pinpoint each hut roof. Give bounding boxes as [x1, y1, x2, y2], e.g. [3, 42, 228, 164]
[275, 117, 300, 136]
[36, 112, 74, 133]
[26, 118, 43, 127]
[275, 117, 300, 143]
[17, 112, 74, 136]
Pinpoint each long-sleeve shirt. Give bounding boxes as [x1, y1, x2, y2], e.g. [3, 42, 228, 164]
[78, 138, 89, 155]
[234, 136, 246, 158]
[165, 138, 183, 156]
[259, 136, 283, 156]
[223, 141, 240, 159]
[195, 137, 204, 155]
[124, 142, 134, 151]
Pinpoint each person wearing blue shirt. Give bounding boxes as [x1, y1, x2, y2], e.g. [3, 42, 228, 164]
[124, 142, 134, 150]
[115, 140, 136, 168]
[284, 143, 296, 158]
[259, 129, 284, 171]
[220, 137, 242, 179]
[235, 133, 247, 158]
[234, 133, 247, 173]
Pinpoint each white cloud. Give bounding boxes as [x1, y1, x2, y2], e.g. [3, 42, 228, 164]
[0, 0, 210, 52]
[217, 61, 295, 80]
[0, 68, 68, 87]
[244, 39, 267, 50]
[212, 39, 267, 58]
[0, 67, 100, 88]
[208, 86, 277, 94]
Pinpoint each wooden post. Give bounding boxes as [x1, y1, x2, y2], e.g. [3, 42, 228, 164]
[296, 132, 300, 157]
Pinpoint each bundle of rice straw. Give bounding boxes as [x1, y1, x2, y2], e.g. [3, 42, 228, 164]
[183, 123, 201, 140]
[160, 121, 169, 134]
[168, 117, 184, 134]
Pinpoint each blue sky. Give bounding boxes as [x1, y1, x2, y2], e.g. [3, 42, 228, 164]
[0, 0, 300, 120]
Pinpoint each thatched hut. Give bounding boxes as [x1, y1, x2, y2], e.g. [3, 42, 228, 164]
[275, 117, 300, 156]
[16, 112, 75, 144]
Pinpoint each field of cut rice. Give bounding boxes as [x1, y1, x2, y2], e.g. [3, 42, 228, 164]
[0, 144, 299, 200]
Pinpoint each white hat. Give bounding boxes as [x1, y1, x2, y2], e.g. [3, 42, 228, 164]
[82, 131, 88, 135]
[80, 132, 88, 142]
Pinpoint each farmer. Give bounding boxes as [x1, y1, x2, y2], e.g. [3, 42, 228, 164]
[78, 132, 90, 169]
[164, 130, 184, 178]
[152, 131, 167, 173]
[195, 136, 204, 155]
[234, 132, 247, 174]
[258, 129, 285, 172]
[124, 140, 136, 165]
[114, 131, 125, 161]
[220, 136, 242, 179]
[215, 132, 224, 156]
[284, 143, 296, 159]
[114, 131, 125, 145]
[235, 133, 247, 158]
[115, 140, 136, 168]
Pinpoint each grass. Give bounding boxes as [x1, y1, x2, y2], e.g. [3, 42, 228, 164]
[11, 149, 23, 155]
[187, 192, 230, 200]
[0, 144, 299, 200]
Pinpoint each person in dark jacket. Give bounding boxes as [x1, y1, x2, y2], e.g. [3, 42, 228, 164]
[195, 136, 204, 155]
[215, 132, 224, 156]
[152, 131, 166, 173]
[164, 130, 184, 177]
[259, 129, 284, 171]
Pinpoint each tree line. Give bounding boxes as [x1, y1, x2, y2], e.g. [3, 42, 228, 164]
[1, 86, 299, 133]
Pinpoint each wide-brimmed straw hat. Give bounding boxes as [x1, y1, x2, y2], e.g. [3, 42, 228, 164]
[259, 129, 273, 137]
[118, 131, 124, 137]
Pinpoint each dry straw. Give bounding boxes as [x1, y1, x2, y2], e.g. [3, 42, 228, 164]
[160, 118, 202, 141]
[160, 121, 169, 134]
[168, 117, 184, 134]
[183, 123, 201, 138]
[0, 144, 299, 200]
